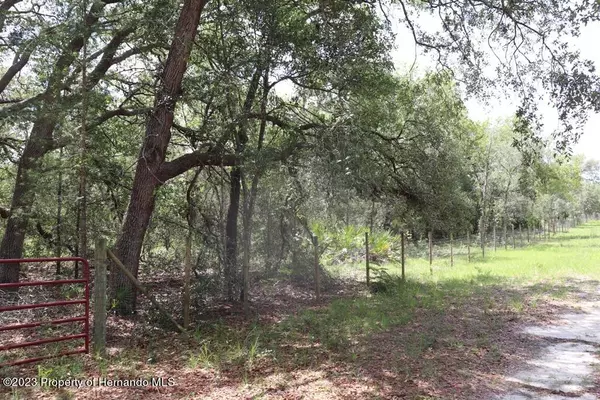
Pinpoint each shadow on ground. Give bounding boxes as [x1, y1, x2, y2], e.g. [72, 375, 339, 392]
[1, 274, 591, 400]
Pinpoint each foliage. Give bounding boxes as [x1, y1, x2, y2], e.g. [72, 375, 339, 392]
[0, 0, 599, 316]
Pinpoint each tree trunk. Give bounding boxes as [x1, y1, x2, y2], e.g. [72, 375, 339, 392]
[0, 0, 130, 282]
[183, 231, 192, 328]
[512, 224, 515, 248]
[365, 231, 370, 285]
[75, 24, 89, 279]
[467, 230, 471, 262]
[110, 164, 160, 314]
[478, 134, 492, 261]
[265, 194, 273, 272]
[55, 147, 64, 275]
[313, 235, 320, 301]
[109, 0, 208, 315]
[369, 200, 376, 233]
[224, 167, 241, 301]
[240, 63, 269, 308]
[241, 208, 252, 314]
[0, 119, 55, 283]
[183, 168, 200, 328]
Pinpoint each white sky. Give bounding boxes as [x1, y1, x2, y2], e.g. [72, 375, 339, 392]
[389, 9, 600, 162]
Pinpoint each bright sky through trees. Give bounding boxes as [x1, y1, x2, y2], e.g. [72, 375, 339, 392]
[389, 6, 600, 161]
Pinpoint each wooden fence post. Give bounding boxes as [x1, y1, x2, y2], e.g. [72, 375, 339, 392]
[519, 225, 523, 247]
[541, 222, 544, 240]
[401, 231, 406, 281]
[450, 232, 454, 267]
[527, 225, 530, 243]
[541, 220, 545, 240]
[512, 224, 516, 249]
[558, 218, 561, 233]
[365, 232, 370, 286]
[467, 230, 471, 262]
[493, 223, 497, 252]
[558, 218, 560, 233]
[314, 235, 321, 301]
[93, 238, 107, 356]
[480, 223, 485, 259]
[428, 231, 433, 274]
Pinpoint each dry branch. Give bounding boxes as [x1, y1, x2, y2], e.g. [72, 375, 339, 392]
[106, 249, 186, 333]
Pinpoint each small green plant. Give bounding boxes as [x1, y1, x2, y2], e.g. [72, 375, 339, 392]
[246, 334, 260, 371]
[370, 230, 394, 256]
[509, 297, 525, 313]
[36, 358, 83, 385]
[188, 341, 217, 369]
[369, 267, 399, 294]
[448, 338, 465, 349]
[60, 284, 83, 300]
[94, 353, 109, 377]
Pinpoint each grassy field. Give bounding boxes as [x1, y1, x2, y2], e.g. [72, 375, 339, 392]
[331, 220, 600, 284]
[4, 222, 600, 399]
[416, 222, 600, 281]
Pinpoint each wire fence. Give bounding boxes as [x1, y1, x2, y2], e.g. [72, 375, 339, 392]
[327, 217, 588, 281]
[405, 226, 550, 260]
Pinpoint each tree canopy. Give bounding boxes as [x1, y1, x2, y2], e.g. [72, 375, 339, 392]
[0, 0, 598, 315]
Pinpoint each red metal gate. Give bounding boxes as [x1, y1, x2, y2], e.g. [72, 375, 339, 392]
[0, 257, 90, 367]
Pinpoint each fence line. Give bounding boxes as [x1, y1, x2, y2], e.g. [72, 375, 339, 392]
[360, 217, 597, 283]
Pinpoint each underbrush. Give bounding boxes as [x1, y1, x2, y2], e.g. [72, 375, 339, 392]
[182, 272, 533, 372]
[182, 222, 600, 373]
[6, 223, 600, 399]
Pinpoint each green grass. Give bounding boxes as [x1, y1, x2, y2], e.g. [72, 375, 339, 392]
[181, 222, 600, 372]
[330, 221, 600, 284]
[17, 222, 600, 398]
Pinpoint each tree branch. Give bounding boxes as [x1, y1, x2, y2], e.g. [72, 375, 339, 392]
[0, 93, 43, 118]
[85, 27, 136, 90]
[0, 0, 22, 32]
[35, 222, 76, 254]
[246, 112, 325, 131]
[45, 0, 111, 93]
[88, 107, 151, 130]
[157, 150, 239, 182]
[0, 44, 33, 95]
